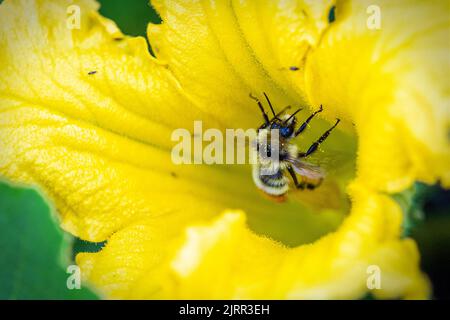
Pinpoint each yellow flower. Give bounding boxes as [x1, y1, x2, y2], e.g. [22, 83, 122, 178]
[0, 0, 448, 299]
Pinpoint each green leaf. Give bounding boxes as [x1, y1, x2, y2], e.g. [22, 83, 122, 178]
[392, 182, 436, 238]
[0, 180, 99, 299]
[71, 238, 106, 261]
[98, 0, 161, 38]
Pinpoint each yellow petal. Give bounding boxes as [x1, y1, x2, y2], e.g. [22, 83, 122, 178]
[78, 183, 429, 299]
[148, 0, 353, 134]
[0, 0, 347, 245]
[0, 0, 229, 241]
[304, 0, 450, 191]
[1, 0, 440, 300]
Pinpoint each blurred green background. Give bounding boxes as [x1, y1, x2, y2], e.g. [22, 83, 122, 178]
[0, 0, 448, 300]
[99, 0, 161, 36]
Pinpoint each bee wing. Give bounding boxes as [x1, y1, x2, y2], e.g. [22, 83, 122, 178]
[288, 157, 348, 211]
[288, 158, 325, 181]
[299, 150, 355, 176]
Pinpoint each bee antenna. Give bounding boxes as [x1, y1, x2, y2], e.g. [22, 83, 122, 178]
[263, 92, 276, 117]
[283, 108, 303, 124]
[250, 93, 270, 124]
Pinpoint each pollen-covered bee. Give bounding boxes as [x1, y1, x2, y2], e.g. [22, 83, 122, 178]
[250, 93, 340, 199]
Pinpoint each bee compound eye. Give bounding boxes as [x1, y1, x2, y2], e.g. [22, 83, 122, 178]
[280, 126, 292, 137]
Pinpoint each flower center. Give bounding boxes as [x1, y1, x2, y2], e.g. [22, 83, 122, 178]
[229, 117, 357, 247]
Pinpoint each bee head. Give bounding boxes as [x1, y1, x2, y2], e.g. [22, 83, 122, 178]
[269, 115, 297, 139]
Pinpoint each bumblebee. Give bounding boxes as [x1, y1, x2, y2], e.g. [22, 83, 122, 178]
[250, 93, 340, 198]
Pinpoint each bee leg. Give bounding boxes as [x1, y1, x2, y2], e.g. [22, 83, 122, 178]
[287, 165, 306, 189]
[287, 164, 324, 190]
[258, 105, 293, 130]
[304, 178, 324, 190]
[274, 105, 292, 119]
[294, 105, 323, 136]
[301, 118, 341, 157]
